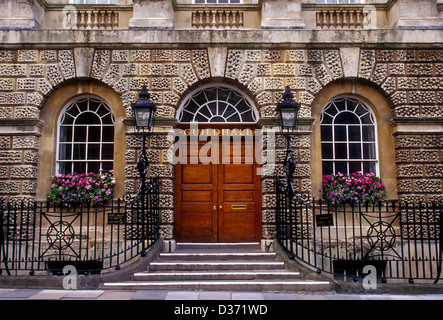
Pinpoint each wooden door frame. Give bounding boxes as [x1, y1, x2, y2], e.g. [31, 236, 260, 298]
[173, 124, 262, 243]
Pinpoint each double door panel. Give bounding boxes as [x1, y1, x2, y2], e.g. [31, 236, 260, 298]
[175, 139, 260, 242]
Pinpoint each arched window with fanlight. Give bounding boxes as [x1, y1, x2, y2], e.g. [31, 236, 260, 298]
[177, 85, 258, 124]
[320, 96, 379, 176]
[57, 96, 115, 174]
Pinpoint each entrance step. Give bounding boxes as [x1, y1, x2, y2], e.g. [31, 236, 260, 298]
[101, 242, 333, 292]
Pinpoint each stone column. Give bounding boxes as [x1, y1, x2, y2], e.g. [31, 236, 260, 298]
[394, 0, 442, 28]
[0, 0, 44, 29]
[261, 0, 305, 29]
[129, 0, 174, 29]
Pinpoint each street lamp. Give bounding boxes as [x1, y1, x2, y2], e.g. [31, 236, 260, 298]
[125, 86, 157, 205]
[132, 85, 157, 131]
[276, 86, 301, 132]
[276, 87, 301, 196]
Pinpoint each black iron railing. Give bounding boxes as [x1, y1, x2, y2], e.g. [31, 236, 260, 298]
[276, 177, 443, 283]
[0, 177, 161, 276]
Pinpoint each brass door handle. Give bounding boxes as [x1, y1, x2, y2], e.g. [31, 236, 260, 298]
[213, 206, 216, 210]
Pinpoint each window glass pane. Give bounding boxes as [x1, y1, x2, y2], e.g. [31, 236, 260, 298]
[59, 147, 71, 162]
[102, 162, 113, 172]
[74, 126, 87, 142]
[349, 161, 362, 174]
[335, 162, 348, 175]
[102, 144, 114, 160]
[349, 143, 362, 160]
[76, 112, 100, 125]
[362, 126, 375, 141]
[321, 126, 333, 141]
[335, 143, 348, 159]
[73, 162, 86, 174]
[335, 112, 360, 125]
[363, 161, 377, 174]
[334, 126, 347, 141]
[60, 126, 73, 142]
[88, 126, 101, 142]
[87, 144, 101, 160]
[321, 143, 333, 160]
[58, 144, 72, 161]
[322, 161, 334, 175]
[88, 162, 101, 173]
[73, 144, 86, 160]
[348, 126, 361, 141]
[58, 162, 72, 175]
[363, 143, 376, 159]
[102, 126, 114, 142]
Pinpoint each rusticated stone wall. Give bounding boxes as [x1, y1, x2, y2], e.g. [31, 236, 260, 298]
[0, 47, 442, 241]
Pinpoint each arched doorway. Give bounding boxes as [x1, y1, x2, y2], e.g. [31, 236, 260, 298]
[174, 84, 262, 242]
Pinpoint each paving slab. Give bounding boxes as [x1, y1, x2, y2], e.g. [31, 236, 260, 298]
[132, 290, 169, 300]
[27, 290, 72, 300]
[262, 293, 297, 300]
[325, 294, 361, 300]
[418, 295, 443, 300]
[294, 294, 328, 300]
[165, 291, 200, 300]
[96, 291, 136, 300]
[63, 290, 106, 299]
[231, 292, 264, 300]
[389, 295, 423, 300]
[198, 291, 232, 300]
[0, 289, 41, 300]
[359, 295, 393, 300]
[0, 289, 16, 298]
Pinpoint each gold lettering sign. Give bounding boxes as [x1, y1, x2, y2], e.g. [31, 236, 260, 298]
[183, 129, 255, 136]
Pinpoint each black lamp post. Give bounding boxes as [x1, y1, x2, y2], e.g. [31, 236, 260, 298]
[276, 87, 301, 196]
[125, 85, 157, 204]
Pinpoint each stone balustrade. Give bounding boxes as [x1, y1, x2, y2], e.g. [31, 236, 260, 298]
[75, 10, 119, 30]
[192, 10, 244, 29]
[316, 9, 367, 29]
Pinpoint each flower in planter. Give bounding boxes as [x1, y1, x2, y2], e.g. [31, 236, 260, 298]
[320, 172, 386, 206]
[46, 170, 116, 207]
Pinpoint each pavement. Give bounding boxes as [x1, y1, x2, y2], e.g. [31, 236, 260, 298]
[1, 288, 443, 300]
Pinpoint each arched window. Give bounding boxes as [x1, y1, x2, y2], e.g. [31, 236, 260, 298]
[57, 96, 115, 174]
[177, 85, 258, 124]
[320, 96, 378, 176]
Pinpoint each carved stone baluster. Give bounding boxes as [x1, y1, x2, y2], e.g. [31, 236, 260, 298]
[343, 10, 349, 29]
[205, 11, 211, 29]
[226, 10, 231, 29]
[86, 11, 92, 29]
[238, 11, 243, 29]
[349, 10, 355, 29]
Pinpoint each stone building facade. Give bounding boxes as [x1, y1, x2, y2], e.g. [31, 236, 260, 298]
[0, 0, 442, 246]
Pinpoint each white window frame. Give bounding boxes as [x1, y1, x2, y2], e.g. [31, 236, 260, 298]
[177, 84, 258, 124]
[56, 95, 115, 175]
[320, 96, 379, 176]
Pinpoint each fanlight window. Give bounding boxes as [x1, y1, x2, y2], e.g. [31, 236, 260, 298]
[320, 96, 379, 176]
[178, 86, 258, 124]
[57, 96, 115, 174]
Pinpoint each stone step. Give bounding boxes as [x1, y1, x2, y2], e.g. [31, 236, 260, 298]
[148, 261, 286, 271]
[133, 270, 301, 281]
[157, 252, 277, 261]
[174, 242, 262, 253]
[102, 279, 333, 292]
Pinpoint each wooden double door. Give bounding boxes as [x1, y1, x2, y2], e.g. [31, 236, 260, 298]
[174, 134, 261, 242]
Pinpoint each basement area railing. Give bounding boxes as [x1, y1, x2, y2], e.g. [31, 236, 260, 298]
[276, 177, 443, 284]
[0, 177, 160, 276]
